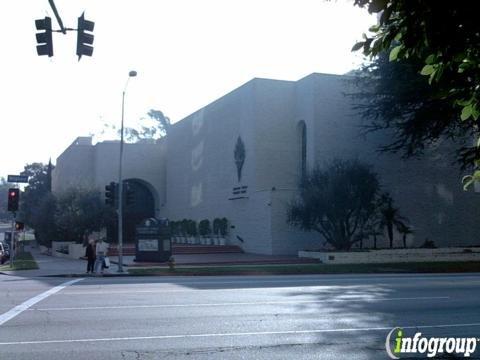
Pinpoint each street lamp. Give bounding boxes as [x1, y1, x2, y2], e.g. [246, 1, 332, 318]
[117, 70, 137, 272]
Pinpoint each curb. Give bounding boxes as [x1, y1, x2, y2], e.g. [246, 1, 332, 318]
[0, 271, 130, 278]
[42, 273, 131, 278]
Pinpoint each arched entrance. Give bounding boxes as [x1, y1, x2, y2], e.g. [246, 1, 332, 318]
[123, 179, 156, 243]
[107, 178, 157, 244]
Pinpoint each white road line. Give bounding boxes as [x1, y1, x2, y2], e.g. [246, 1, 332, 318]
[28, 296, 450, 311]
[1, 322, 479, 346]
[0, 278, 84, 326]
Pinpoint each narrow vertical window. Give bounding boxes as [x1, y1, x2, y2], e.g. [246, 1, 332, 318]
[298, 121, 307, 181]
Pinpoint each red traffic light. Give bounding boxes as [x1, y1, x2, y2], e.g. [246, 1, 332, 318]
[7, 188, 20, 212]
[15, 221, 25, 231]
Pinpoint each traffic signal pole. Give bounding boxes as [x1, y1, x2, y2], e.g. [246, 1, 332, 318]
[48, 0, 66, 34]
[117, 90, 126, 273]
[10, 212, 15, 268]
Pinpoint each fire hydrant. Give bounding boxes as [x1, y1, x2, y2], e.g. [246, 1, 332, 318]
[168, 256, 176, 271]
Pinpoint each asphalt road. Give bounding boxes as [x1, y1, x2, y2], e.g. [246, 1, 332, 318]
[1, 273, 480, 359]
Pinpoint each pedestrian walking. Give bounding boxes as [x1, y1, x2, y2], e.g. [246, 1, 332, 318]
[85, 238, 96, 274]
[94, 238, 109, 275]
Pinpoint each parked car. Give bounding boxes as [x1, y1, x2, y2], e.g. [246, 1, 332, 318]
[0, 242, 10, 264]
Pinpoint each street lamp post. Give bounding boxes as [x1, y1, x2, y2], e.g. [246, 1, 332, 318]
[117, 70, 137, 272]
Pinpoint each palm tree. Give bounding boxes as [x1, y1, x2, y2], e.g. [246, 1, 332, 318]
[364, 211, 383, 249]
[397, 222, 414, 248]
[379, 193, 408, 248]
[370, 224, 383, 250]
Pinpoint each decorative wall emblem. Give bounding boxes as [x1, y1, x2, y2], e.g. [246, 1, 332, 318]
[234, 136, 245, 182]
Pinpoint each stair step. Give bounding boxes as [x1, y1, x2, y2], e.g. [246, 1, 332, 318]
[108, 244, 243, 255]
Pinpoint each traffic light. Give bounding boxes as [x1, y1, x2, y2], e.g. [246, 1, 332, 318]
[7, 188, 20, 212]
[15, 222, 25, 231]
[76, 12, 94, 60]
[105, 182, 117, 206]
[35, 17, 53, 57]
[125, 182, 135, 207]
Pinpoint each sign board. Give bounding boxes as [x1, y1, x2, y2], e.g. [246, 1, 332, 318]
[7, 175, 29, 183]
[135, 218, 171, 262]
[138, 239, 159, 252]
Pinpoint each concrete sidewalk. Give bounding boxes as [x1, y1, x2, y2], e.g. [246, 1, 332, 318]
[1, 246, 314, 277]
[1, 247, 121, 277]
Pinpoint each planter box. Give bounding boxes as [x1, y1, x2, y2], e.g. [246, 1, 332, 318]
[39, 245, 50, 255]
[51, 241, 75, 257]
[68, 244, 85, 259]
[298, 247, 480, 264]
[218, 238, 226, 246]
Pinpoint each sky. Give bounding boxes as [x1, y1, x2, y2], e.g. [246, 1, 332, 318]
[0, 0, 375, 178]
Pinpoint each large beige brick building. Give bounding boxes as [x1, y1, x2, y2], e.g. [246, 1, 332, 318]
[52, 73, 480, 254]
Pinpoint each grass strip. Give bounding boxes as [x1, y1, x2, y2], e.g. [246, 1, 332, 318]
[128, 261, 480, 276]
[0, 251, 39, 271]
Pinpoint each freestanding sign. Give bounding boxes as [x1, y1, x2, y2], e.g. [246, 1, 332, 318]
[7, 175, 29, 183]
[135, 218, 171, 262]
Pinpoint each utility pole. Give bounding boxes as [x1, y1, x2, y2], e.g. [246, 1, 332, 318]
[117, 71, 137, 272]
[10, 211, 15, 268]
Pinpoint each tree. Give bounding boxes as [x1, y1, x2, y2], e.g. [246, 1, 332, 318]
[363, 203, 384, 249]
[198, 219, 211, 238]
[169, 221, 178, 237]
[397, 221, 413, 249]
[378, 193, 409, 248]
[31, 193, 58, 247]
[0, 178, 13, 221]
[180, 219, 189, 237]
[213, 218, 221, 238]
[219, 218, 229, 237]
[352, 1, 480, 188]
[187, 220, 197, 237]
[100, 109, 171, 144]
[287, 159, 380, 250]
[19, 162, 53, 230]
[349, 54, 473, 165]
[55, 188, 114, 243]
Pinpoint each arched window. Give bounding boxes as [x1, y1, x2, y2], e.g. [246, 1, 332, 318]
[297, 121, 307, 181]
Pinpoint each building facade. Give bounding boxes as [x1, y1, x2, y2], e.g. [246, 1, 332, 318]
[53, 73, 480, 254]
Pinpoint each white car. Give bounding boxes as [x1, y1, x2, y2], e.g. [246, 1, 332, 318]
[0, 242, 10, 264]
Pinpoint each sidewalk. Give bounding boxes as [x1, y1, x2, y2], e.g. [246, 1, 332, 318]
[1, 247, 121, 277]
[1, 247, 315, 277]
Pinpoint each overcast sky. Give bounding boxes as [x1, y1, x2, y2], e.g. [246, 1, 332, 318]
[0, 0, 374, 178]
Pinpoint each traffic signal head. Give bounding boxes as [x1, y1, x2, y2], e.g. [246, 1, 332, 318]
[125, 182, 135, 207]
[7, 188, 20, 212]
[105, 182, 117, 206]
[15, 221, 25, 231]
[35, 17, 53, 57]
[76, 12, 94, 60]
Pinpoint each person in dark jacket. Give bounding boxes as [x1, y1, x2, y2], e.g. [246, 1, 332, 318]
[85, 239, 96, 274]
